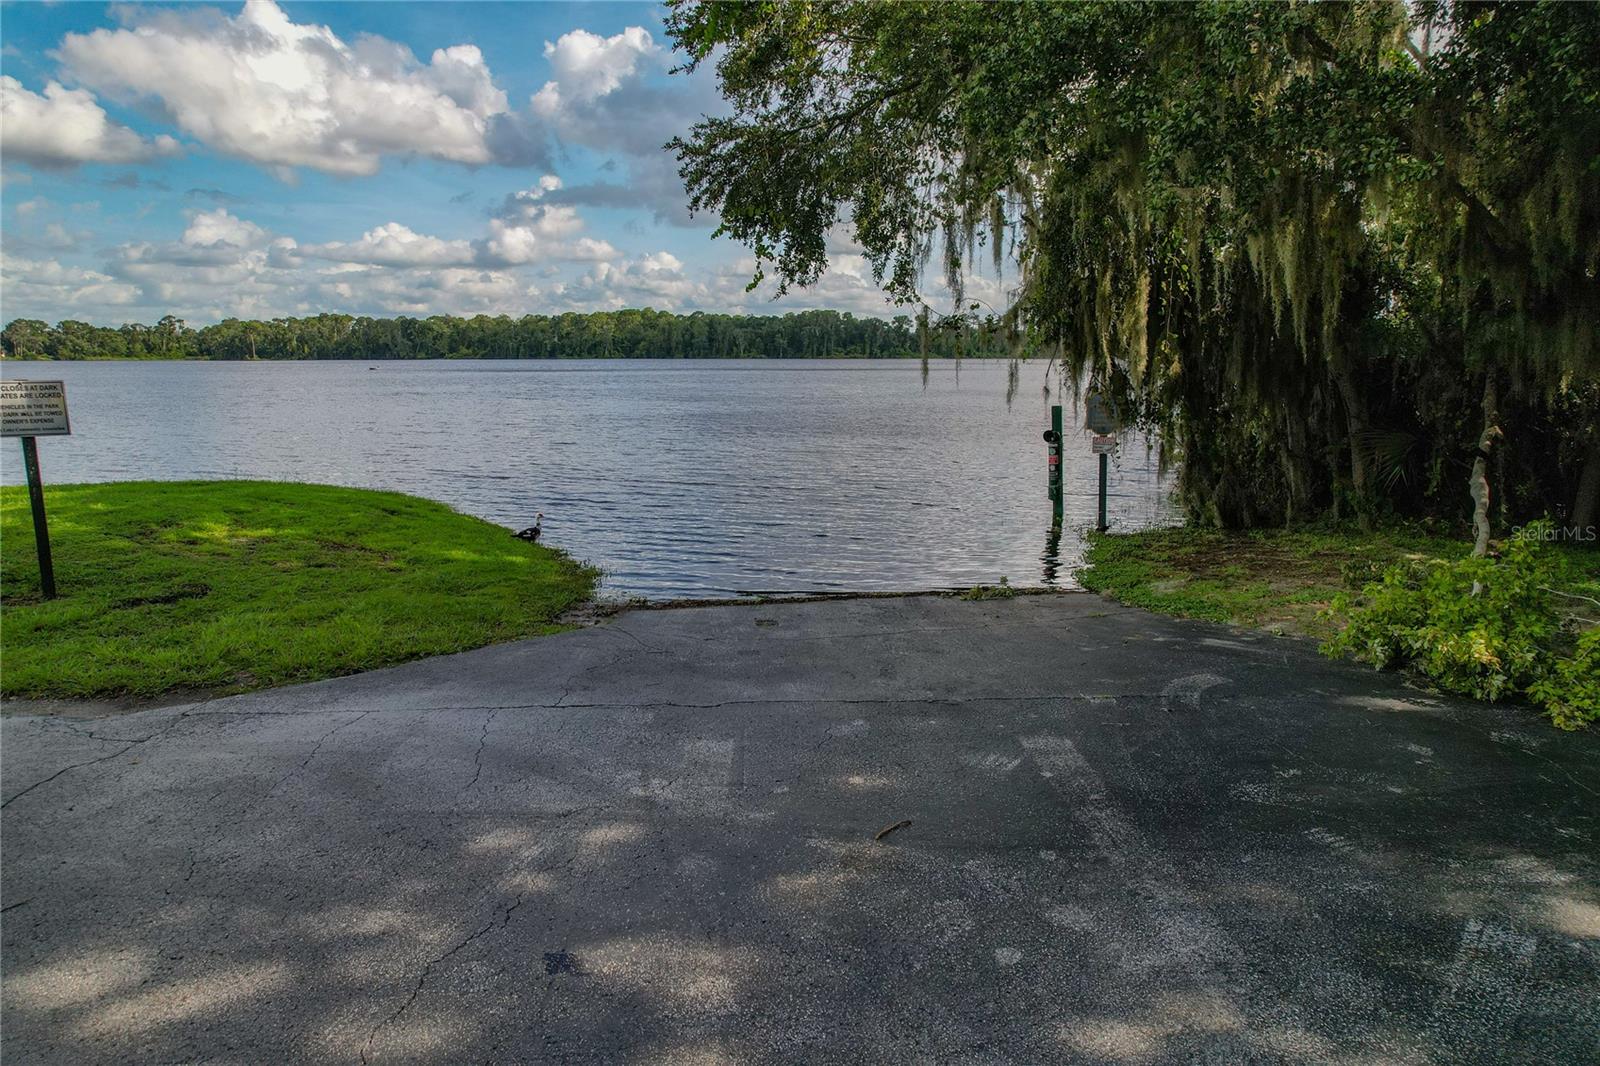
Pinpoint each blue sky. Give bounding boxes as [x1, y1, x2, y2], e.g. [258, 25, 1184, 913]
[0, 1, 937, 325]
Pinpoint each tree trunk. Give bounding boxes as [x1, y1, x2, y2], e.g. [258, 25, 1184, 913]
[1572, 433, 1600, 536]
[1331, 353, 1373, 531]
[1469, 374, 1502, 560]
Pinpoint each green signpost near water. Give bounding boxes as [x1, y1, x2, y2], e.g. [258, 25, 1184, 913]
[2, 379, 71, 599]
[1044, 405, 1063, 526]
[1085, 390, 1118, 533]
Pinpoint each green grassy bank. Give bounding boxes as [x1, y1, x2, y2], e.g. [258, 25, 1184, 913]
[0, 481, 597, 699]
[1078, 527, 1462, 640]
[1080, 525, 1599, 727]
[1080, 526, 1600, 637]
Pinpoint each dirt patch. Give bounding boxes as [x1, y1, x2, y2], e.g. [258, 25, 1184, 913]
[1163, 540, 1347, 586]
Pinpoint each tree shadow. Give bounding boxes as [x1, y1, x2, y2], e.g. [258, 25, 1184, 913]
[3, 641, 1598, 1063]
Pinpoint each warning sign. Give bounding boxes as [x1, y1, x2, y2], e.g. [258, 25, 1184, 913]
[1, 380, 71, 437]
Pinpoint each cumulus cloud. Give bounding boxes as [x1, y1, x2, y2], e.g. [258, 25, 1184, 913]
[53, 0, 542, 176]
[3, 204, 915, 324]
[302, 223, 475, 268]
[477, 176, 619, 265]
[312, 266, 536, 318]
[6, 2, 723, 251]
[1, 253, 141, 309]
[0, 75, 181, 168]
[480, 221, 617, 266]
[575, 250, 703, 309]
[100, 208, 280, 311]
[3, 192, 931, 325]
[182, 208, 269, 252]
[516, 27, 722, 226]
[531, 27, 662, 117]
[527, 25, 718, 162]
[257, 182, 619, 273]
[700, 252, 911, 319]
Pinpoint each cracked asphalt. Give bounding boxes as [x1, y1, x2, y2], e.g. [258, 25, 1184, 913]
[2, 594, 1597, 1064]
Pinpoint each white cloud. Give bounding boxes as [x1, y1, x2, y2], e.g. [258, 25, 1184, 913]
[103, 209, 279, 304]
[3, 222, 918, 324]
[476, 179, 619, 265]
[1, 253, 141, 310]
[53, 0, 538, 176]
[182, 208, 269, 251]
[571, 250, 706, 310]
[156, 191, 621, 281]
[531, 27, 662, 117]
[313, 266, 536, 317]
[7, 200, 567, 322]
[302, 223, 475, 268]
[0, 76, 181, 168]
[1, 164, 975, 324]
[480, 220, 618, 266]
[700, 252, 911, 318]
[515, 26, 722, 226]
[524, 24, 716, 165]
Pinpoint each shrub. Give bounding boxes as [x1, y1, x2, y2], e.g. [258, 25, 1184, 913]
[1528, 629, 1600, 730]
[961, 576, 1017, 601]
[1322, 523, 1596, 727]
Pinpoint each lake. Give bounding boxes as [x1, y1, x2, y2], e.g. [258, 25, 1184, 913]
[0, 359, 1178, 599]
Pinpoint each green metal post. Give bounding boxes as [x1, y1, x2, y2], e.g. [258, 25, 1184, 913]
[21, 436, 56, 599]
[1097, 452, 1108, 533]
[1048, 405, 1063, 526]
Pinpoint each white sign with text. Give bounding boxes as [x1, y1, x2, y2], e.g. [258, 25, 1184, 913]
[1, 380, 72, 437]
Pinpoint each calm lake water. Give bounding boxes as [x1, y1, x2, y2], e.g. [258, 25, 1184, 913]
[1, 359, 1177, 599]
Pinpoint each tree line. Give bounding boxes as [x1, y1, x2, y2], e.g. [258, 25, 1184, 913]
[671, 0, 1600, 533]
[0, 308, 1005, 362]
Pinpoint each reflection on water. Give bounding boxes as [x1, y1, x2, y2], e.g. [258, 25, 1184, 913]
[1041, 523, 1066, 586]
[0, 359, 1179, 599]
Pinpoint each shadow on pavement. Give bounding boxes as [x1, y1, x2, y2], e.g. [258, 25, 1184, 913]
[3, 595, 1597, 1063]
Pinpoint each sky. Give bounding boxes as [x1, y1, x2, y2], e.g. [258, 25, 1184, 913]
[0, 0, 966, 326]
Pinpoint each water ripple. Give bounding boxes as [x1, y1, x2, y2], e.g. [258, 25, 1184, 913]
[2, 359, 1179, 598]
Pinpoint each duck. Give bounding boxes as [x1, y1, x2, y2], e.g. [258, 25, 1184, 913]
[513, 513, 543, 543]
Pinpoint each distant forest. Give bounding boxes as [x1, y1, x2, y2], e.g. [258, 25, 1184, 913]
[0, 309, 1006, 361]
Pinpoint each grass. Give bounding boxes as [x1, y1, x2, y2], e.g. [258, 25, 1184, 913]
[1, 480, 598, 699]
[961, 577, 1019, 601]
[1079, 524, 1600, 641]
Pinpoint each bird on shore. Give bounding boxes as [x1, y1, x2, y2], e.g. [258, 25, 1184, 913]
[513, 513, 543, 543]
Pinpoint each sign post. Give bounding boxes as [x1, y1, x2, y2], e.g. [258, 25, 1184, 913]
[1044, 405, 1064, 526]
[1085, 390, 1119, 534]
[1097, 450, 1109, 532]
[2, 380, 72, 599]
